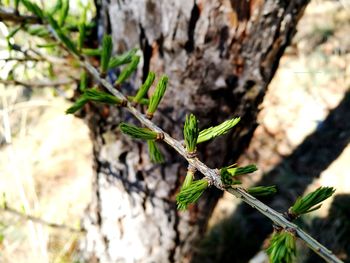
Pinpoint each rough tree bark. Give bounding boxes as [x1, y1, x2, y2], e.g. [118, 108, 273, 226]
[81, 0, 309, 262]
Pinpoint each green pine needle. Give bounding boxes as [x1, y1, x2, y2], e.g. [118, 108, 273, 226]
[176, 179, 208, 210]
[26, 25, 50, 37]
[84, 88, 121, 104]
[127, 96, 149, 106]
[267, 231, 296, 263]
[49, 0, 62, 15]
[133, 71, 156, 104]
[101, 35, 113, 74]
[181, 170, 194, 190]
[147, 140, 165, 163]
[146, 75, 168, 117]
[58, 0, 69, 27]
[79, 71, 87, 92]
[66, 88, 122, 114]
[197, 117, 240, 144]
[290, 187, 335, 217]
[78, 23, 86, 51]
[119, 123, 158, 140]
[220, 167, 242, 186]
[108, 48, 138, 69]
[21, 0, 44, 19]
[66, 97, 89, 114]
[115, 55, 140, 85]
[184, 114, 199, 153]
[82, 48, 102, 56]
[247, 186, 277, 197]
[47, 14, 79, 55]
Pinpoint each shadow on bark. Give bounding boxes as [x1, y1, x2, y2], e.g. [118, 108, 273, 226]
[192, 92, 350, 263]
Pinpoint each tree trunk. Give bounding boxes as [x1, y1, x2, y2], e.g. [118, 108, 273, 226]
[81, 0, 309, 262]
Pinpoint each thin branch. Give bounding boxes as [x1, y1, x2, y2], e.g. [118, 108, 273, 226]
[1, 10, 343, 263]
[0, 206, 85, 233]
[0, 78, 75, 88]
[81, 61, 342, 263]
[0, 57, 42, 62]
[0, 8, 42, 24]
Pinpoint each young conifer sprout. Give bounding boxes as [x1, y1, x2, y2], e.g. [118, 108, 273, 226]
[133, 71, 156, 105]
[66, 87, 124, 114]
[220, 167, 242, 186]
[119, 123, 160, 141]
[289, 187, 336, 218]
[247, 185, 277, 197]
[267, 231, 297, 263]
[146, 75, 168, 119]
[197, 117, 240, 144]
[4, 3, 343, 262]
[183, 114, 199, 155]
[115, 55, 140, 85]
[226, 164, 258, 176]
[100, 35, 113, 75]
[57, 0, 69, 27]
[147, 140, 165, 163]
[108, 48, 138, 69]
[176, 179, 209, 210]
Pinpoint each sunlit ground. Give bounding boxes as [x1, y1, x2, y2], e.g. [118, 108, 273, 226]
[1, 0, 349, 262]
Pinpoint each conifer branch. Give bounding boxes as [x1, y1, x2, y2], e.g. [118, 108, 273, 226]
[1, 8, 343, 263]
[0, 205, 84, 233]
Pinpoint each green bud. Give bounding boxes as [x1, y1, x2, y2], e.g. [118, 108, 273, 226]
[146, 75, 168, 118]
[119, 123, 159, 141]
[101, 35, 113, 74]
[115, 55, 140, 85]
[289, 187, 335, 217]
[184, 114, 199, 153]
[197, 117, 240, 144]
[133, 71, 156, 104]
[108, 48, 138, 69]
[267, 231, 296, 263]
[176, 179, 208, 210]
[247, 186, 277, 197]
[147, 140, 164, 163]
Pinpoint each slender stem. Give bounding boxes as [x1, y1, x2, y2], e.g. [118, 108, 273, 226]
[0, 78, 75, 87]
[0, 206, 85, 233]
[0, 8, 41, 24]
[0, 9, 343, 263]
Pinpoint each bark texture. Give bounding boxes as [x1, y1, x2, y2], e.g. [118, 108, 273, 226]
[81, 0, 309, 262]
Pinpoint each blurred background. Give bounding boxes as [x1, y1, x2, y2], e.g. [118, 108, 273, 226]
[0, 0, 349, 262]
